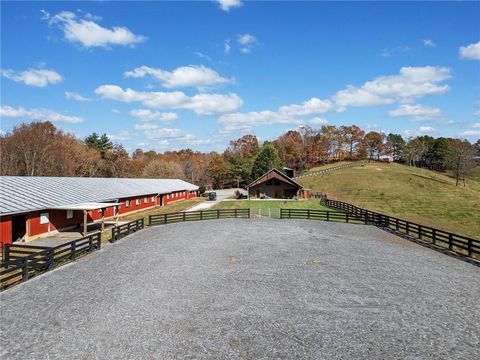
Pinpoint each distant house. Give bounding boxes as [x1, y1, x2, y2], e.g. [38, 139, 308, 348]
[0, 177, 198, 246]
[247, 168, 306, 199]
[379, 155, 394, 163]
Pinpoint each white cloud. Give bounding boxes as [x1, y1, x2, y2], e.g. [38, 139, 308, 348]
[143, 128, 183, 140]
[0, 105, 83, 123]
[332, 66, 451, 108]
[418, 126, 436, 135]
[218, 97, 333, 133]
[237, 33, 258, 53]
[1, 68, 62, 87]
[134, 123, 161, 130]
[388, 104, 441, 121]
[422, 39, 435, 47]
[459, 41, 480, 60]
[65, 91, 91, 102]
[224, 40, 231, 54]
[381, 46, 410, 58]
[95, 84, 243, 115]
[107, 131, 134, 141]
[309, 117, 328, 125]
[460, 123, 480, 137]
[216, 0, 243, 12]
[129, 109, 178, 122]
[44, 10, 146, 48]
[111, 109, 120, 114]
[124, 65, 232, 89]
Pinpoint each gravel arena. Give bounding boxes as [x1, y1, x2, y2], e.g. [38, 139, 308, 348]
[1, 219, 479, 359]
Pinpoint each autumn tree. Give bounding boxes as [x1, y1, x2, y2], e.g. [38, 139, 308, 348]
[341, 125, 365, 159]
[363, 131, 384, 161]
[386, 133, 405, 162]
[206, 154, 231, 189]
[143, 160, 184, 179]
[446, 139, 476, 186]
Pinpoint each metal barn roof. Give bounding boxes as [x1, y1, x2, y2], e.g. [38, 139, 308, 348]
[0, 177, 198, 215]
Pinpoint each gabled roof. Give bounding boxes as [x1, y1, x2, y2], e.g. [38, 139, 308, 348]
[247, 168, 304, 189]
[0, 177, 198, 216]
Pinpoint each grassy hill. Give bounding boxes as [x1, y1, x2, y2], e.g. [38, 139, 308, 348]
[297, 162, 480, 239]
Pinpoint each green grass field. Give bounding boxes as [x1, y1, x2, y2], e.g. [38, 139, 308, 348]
[297, 162, 480, 239]
[211, 199, 331, 218]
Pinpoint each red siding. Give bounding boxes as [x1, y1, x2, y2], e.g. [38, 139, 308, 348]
[0, 216, 12, 246]
[0, 189, 196, 245]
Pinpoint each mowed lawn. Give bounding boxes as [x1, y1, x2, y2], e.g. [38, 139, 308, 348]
[211, 199, 331, 218]
[298, 162, 480, 239]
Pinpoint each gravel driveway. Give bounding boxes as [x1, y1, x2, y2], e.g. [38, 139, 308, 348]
[1, 219, 479, 359]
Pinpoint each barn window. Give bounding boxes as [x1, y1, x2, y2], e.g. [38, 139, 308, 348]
[40, 212, 49, 224]
[126, 200, 131, 207]
[167, 194, 170, 199]
[144, 197, 148, 203]
[151, 196, 155, 202]
[66, 210, 73, 219]
[136, 199, 140, 205]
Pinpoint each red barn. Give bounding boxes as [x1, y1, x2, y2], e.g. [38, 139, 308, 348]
[0, 177, 198, 246]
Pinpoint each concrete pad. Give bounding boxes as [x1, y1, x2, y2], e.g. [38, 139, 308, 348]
[1, 219, 479, 359]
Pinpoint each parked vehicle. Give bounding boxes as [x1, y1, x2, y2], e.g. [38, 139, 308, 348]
[208, 192, 217, 201]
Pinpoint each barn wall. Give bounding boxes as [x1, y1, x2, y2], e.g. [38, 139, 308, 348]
[0, 216, 12, 246]
[248, 183, 300, 199]
[0, 189, 197, 245]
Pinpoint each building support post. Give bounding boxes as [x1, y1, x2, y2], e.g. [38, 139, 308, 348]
[101, 209, 105, 232]
[83, 210, 87, 237]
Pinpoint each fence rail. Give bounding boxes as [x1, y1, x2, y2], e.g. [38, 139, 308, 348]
[280, 209, 369, 224]
[1, 232, 101, 289]
[295, 160, 368, 179]
[324, 198, 480, 259]
[111, 219, 144, 242]
[150, 208, 250, 226]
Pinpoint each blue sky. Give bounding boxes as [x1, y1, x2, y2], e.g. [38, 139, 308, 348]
[1, 0, 479, 153]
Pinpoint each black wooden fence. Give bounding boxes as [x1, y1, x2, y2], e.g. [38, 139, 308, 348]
[280, 209, 366, 224]
[150, 208, 250, 226]
[323, 198, 480, 259]
[111, 219, 144, 242]
[295, 160, 368, 179]
[1, 232, 101, 289]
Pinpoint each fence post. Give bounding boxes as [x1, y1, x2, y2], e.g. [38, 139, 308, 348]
[47, 248, 55, 270]
[432, 229, 436, 245]
[406, 222, 410, 235]
[89, 235, 93, 252]
[280, 209, 283, 219]
[448, 234, 453, 250]
[307, 210, 310, 219]
[183, 212, 186, 222]
[148, 215, 152, 226]
[248, 208, 251, 218]
[234, 209, 238, 218]
[418, 225, 422, 240]
[4, 244, 10, 267]
[22, 257, 29, 282]
[200, 210, 203, 220]
[289, 209, 291, 218]
[217, 209, 220, 219]
[327, 211, 330, 222]
[97, 233, 101, 250]
[468, 238, 473, 257]
[71, 242, 76, 261]
[164, 214, 167, 224]
[346, 212, 349, 223]
[395, 218, 399, 231]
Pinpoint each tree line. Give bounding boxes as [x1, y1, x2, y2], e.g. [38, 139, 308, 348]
[1, 121, 478, 188]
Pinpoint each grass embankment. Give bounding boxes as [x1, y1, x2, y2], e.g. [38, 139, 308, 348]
[298, 162, 480, 238]
[302, 161, 354, 175]
[211, 199, 331, 218]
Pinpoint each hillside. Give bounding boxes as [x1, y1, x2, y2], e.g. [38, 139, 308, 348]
[297, 162, 480, 239]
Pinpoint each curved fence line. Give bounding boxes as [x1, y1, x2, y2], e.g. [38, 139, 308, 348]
[294, 160, 369, 179]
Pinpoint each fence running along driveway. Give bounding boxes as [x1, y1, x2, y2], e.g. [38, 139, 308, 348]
[1, 232, 101, 289]
[149, 208, 250, 226]
[111, 219, 144, 242]
[323, 198, 480, 260]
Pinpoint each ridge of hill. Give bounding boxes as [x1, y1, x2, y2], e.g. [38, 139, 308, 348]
[297, 162, 480, 239]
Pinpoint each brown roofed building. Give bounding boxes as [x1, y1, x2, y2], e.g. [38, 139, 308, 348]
[247, 168, 306, 199]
